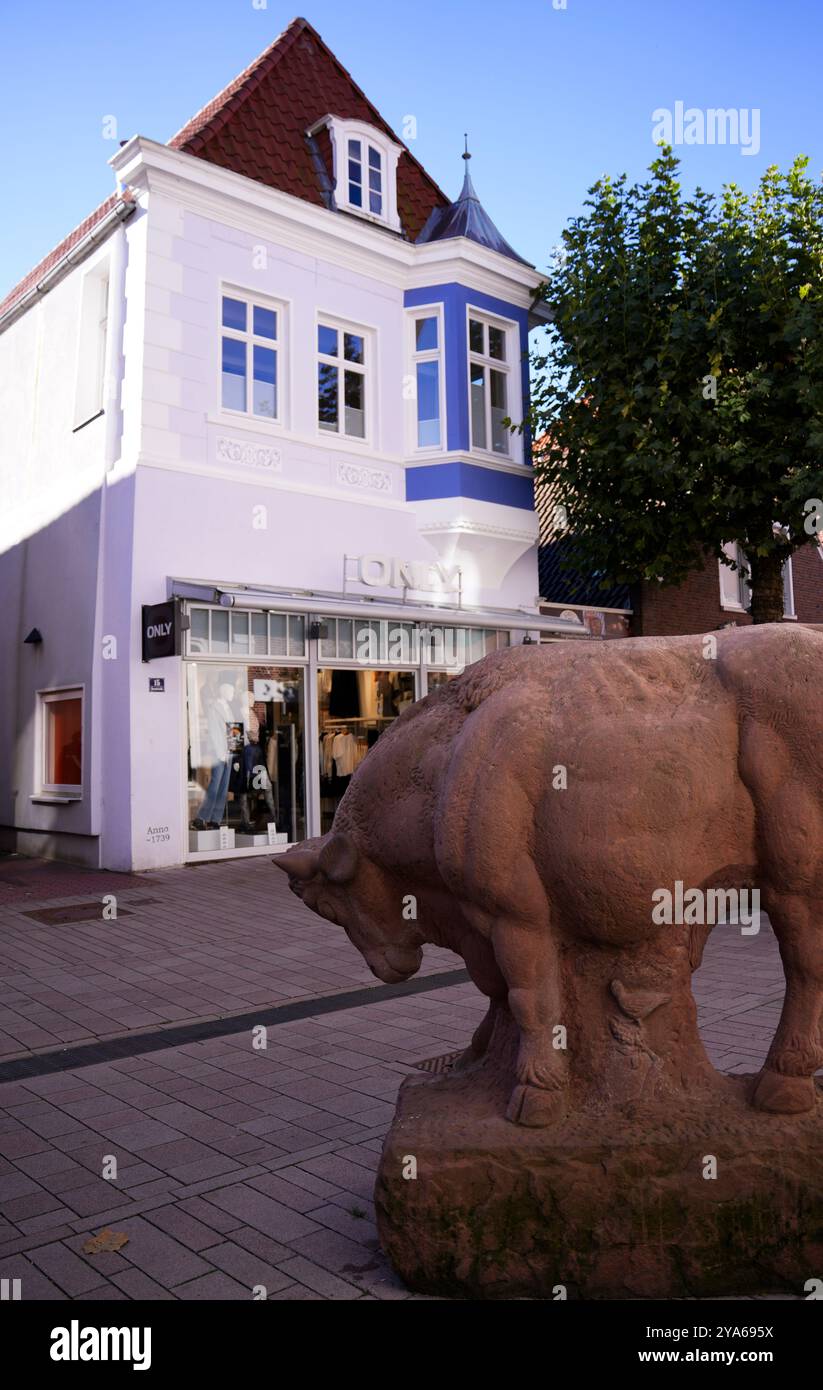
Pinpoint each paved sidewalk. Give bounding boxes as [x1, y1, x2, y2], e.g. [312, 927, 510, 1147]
[0, 857, 458, 1060]
[0, 855, 802, 1300]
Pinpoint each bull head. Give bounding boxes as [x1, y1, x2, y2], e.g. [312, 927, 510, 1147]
[272, 831, 359, 891]
[272, 830, 423, 984]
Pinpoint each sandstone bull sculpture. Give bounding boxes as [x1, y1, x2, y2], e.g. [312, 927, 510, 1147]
[274, 624, 823, 1126]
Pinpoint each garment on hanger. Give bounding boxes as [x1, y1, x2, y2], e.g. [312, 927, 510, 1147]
[331, 729, 356, 777]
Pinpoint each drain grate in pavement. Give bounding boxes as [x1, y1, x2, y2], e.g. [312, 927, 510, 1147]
[22, 897, 158, 925]
[414, 1050, 462, 1074]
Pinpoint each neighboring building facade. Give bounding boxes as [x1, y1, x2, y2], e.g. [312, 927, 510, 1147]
[536, 471, 823, 637]
[0, 18, 582, 871]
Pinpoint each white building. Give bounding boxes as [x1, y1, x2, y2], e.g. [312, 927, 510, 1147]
[0, 17, 584, 871]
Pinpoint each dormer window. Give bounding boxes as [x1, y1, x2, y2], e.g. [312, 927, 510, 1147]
[348, 139, 383, 215]
[308, 116, 402, 231]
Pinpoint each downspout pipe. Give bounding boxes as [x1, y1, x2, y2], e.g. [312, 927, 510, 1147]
[0, 198, 135, 337]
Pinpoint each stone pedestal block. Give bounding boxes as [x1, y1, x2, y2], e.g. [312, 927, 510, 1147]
[375, 1060, 823, 1300]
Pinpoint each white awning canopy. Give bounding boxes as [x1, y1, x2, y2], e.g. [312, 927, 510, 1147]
[170, 579, 589, 637]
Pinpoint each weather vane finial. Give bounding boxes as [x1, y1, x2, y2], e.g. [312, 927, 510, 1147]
[463, 133, 471, 162]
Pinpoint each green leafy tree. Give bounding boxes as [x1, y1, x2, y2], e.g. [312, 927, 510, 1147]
[530, 148, 823, 623]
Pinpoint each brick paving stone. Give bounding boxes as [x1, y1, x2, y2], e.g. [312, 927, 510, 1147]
[204, 1240, 294, 1293]
[0, 1252, 69, 1300]
[61, 1182, 134, 1217]
[247, 1171, 333, 1213]
[116, 1215, 213, 1287]
[224, 1225, 291, 1263]
[205, 1185, 322, 1243]
[28, 1240, 109, 1296]
[295, 1156, 378, 1201]
[175, 1271, 249, 1299]
[267, 1166, 343, 1200]
[308, 1203, 379, 1246]
[287, 1227, 408, 1299]
[144, 1204, 226, 1252]
[175, 1196, 244, 1234]
[276, 1254, 365, 1299]
[111, 1268, 176, 1300]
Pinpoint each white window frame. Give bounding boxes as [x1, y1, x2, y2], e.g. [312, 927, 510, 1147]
[37, 687, 84, 798]
[310, 117, 403, 231]
[219, 286, 286, 427]
[466, 307, 519, 462]
[316, 314, 372, 444]
[74, 262, 109, 429]
[406, 305, 446, 454]
[719, 542, 796, 617]
[782, 554, 796, 618]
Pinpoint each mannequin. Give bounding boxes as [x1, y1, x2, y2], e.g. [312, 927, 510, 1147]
[239, 698, 277, 833]
[192, 679, 236, 830]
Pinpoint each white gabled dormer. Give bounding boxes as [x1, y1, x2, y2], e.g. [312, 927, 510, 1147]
[307, 115, 403, 232]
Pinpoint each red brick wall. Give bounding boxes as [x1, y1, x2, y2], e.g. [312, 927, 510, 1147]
[633, 542, 823, 635]
[791, 542, 823, 623]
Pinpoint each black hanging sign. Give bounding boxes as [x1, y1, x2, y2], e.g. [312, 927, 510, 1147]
[142, 599, 183, 662]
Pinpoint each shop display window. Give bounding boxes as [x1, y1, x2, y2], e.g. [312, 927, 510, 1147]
[186, 664, 306, 848]
[317, 668, 416, 834]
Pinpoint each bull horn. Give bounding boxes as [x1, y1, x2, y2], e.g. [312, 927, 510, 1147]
[272, 848, 319, 881]
[319, 832, 359, 884]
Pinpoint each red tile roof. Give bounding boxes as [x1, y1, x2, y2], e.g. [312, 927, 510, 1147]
[0, 17, 449, 322]
[170, 17, 448, 238]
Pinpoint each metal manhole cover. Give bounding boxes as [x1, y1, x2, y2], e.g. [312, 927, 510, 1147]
[413, 1050, 462, 1074]
[24, 902, 135, 925]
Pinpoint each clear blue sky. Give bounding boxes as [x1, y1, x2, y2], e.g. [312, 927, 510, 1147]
[1, 0, 821, 297]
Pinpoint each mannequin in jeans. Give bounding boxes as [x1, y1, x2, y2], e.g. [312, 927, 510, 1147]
[192, 679, 236, 830]
[233, 690, 277, 835]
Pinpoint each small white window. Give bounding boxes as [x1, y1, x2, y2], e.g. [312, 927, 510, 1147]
[719, 543, 795, 617]
[347, 139, 384, 216]
[468, 313, 511, 456]
[74, 264, 109, 428]
[410, 310, 444, 449]
[783, 555, 796, 617]
[719, 542, 750, 611]
[317, 322, 367, 440]
[308, 117, 402, 230]
[220, 292, 281, 421]
[39, 689, 83, 795]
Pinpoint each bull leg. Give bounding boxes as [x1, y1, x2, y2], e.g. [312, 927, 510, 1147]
[492, 920, 567, 1127]
[752, 895, 823, 1114]
[452, 930, 507, 1071]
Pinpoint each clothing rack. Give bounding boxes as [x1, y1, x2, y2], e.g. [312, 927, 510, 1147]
[322, 716, 394, 725]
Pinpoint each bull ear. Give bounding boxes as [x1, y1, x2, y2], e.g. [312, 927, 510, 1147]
[272, 848, 319, 881]
[319, 832, 358, 884]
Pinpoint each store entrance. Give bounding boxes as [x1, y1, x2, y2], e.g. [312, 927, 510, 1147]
[186, 662, 306, 852]
[317, 667, 415, 834]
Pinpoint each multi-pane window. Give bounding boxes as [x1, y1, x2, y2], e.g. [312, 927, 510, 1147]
[348, 139, 383, 215]
[412, 314, 442, 448]
[718, 543, 795, 617]
[40, 690, 83, 793]
[468, 314, 510, 455]
[317, 324, 366, 439]
[187, 607, 306, 659]
[221, 294, 279, 419]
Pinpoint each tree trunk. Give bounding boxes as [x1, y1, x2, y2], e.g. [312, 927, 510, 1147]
[748, 552, 786, 624]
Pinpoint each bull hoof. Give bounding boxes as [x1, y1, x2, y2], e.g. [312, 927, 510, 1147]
[506, 1083, 565, 1127]
[751, 1069, 816, 1114]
